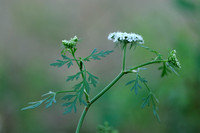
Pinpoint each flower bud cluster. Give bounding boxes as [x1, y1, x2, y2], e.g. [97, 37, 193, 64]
[62, 36, 79, 49]
[168, 50, 181, 68]
[108, 32, 144, 44]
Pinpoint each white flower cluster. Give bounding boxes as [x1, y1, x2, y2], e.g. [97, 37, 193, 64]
[108, 32, 144, 44]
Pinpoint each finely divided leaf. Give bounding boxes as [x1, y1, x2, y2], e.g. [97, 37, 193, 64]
[64, 104, 73, 114]
[21, 100, 44, 110]
[62, 96, 77, 114]
[83, 80, 91, 94]
[63, 102, 77, 114]
[61, 91, 86, 114]
[84, 49, 113, 61]
[91, 50, 113, 60]
[66, 72, 81, 82]
[142, 93, 160, 122]
[74, 82, 83, 91]
[87, 71, 99, 87]
[50, 60, 68, 68]
[152, 96, 160, 122]
[90, 48, 98, 56]
[166, 62, 179, 76]
[44, 95, 56, 108]
[21, 91, 57, 110]
[139, 76, 147, 83]
[126, 74, 147, 95]
[42, 91, 57, 108]
[50, 55, 73, 68]
[61, 55, 71, 60]
[158, 62, 171, 77]
[79, 98, 87, 106]
[126, 80, 135, 86]
[67, 61, 73, 68]
[62, 94, 76, 101]
[62, 102, 73, 107]
[141, 95, 151, 108]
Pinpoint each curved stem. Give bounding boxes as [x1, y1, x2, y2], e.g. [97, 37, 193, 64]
[75, 44, 127, 133]
[75, 105, 90, 133]
[90, 72, 124, 104]
[75, 72, 124, 133]
[75, 48, 167, 133]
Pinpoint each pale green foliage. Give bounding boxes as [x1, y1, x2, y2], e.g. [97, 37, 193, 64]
[84, 48, 113, 61]
[158, 62, 171, 77]
[22, 36, 113, 114]
[50, 55, 73, 68]
[126, 70, 147, 95]
[62, 94, 78, 114]
[87, 71, 99, 87]
[21, 91, 56, 110]
[66, 72, 81, 82]
[142, 92, 160, 121]
[126, 68, 160, 121]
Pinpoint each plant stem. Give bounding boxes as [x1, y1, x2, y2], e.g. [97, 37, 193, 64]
[75, 44, 128, 133]
[90, 72, 124, 104]
[127, 60, 167, 72]
[75, 105, 90, 133]
[122, 45, 127, 72]
[71, 49, 90, 102]
[75, 49, 167, 133]
[71, 50, 80, 68]
[75, 72, 124, 133]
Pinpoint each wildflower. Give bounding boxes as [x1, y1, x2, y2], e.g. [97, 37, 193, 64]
[108, 32, 144, 44]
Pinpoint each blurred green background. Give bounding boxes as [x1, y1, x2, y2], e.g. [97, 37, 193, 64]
[0, 0, 200, 133]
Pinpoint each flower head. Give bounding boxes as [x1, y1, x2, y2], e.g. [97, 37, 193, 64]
[108, 32, 144, 45]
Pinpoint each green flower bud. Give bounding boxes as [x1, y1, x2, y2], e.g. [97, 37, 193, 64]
[72, 36, 78, 42]
[62, 36, 79, 49]
[168, 50, 181, 68]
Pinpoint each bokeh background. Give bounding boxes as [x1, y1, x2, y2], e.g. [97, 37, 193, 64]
[0, 0, 200, 133]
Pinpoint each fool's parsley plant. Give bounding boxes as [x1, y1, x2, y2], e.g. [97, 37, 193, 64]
[22, 32, 181, 133]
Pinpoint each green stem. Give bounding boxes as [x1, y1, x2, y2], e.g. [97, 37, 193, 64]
[122, 45, 127, 72]
[90, 72, 124, 104]
[84, 89, 90, 103]
[75, 105, 90, 133]
[75, 44, 128, 133]
[75, 72, 124, 133]
[71, 50, 80, 68]
[75, 49, 167, 133]
[126, 60, 167, 73]
[71, 49, 90, 101]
